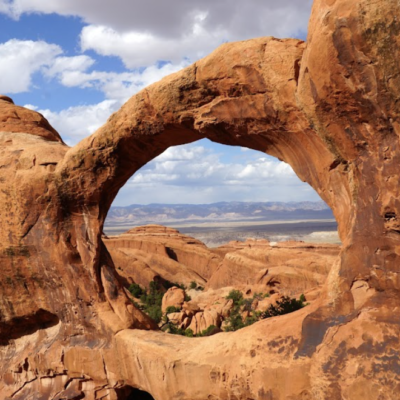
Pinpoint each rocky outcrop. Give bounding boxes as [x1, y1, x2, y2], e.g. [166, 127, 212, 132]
[207, 241, 340, 297]
[1, 0, 400, 398]
[105, 225, 221, 281]
[161, 287, 185, 313]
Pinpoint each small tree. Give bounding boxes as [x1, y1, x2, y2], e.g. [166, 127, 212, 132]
[189, 281, 197, 289]
[261, 296, 305, 319]
[226, 289, 244, 306]
[165, 306, 181, 314]
[128, 283, 144, 298]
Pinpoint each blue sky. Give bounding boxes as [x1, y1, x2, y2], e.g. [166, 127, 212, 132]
[0, 0, 320, 206]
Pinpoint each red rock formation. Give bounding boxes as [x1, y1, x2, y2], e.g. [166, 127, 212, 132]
[1, 0, 400, 398]
[207, 241, 340, 296]
[161, 287, 185, 313]
[105, 225, 220, 284]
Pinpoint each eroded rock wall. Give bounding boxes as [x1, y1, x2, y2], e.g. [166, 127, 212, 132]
[1, 0, 400, 398]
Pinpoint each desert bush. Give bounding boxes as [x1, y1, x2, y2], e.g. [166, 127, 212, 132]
[138, 280, 164, 323]
[162, 279, 186, 291]
[226, 289, 244, 306]
[165, 324, 194, 337]
[128, 283, 144, 298]
[242, 298, 254, 312]
[189, 281, 197, 289]
[165, 306, 181, 314]
[224, 311, 245, 332]
[223, 291, 305, 332]
[261, 296, 306, 319]
[197, 325, 219, 337]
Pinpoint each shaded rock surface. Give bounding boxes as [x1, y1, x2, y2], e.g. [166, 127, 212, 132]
[1, 0, 400, 398]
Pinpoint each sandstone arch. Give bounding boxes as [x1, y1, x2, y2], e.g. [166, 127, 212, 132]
[1, 0, 400, 398]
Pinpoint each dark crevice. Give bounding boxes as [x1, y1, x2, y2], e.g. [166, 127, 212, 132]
[385, 211, 396, 220]
[115, 386, 155, 400]
[294, 59, 301, 86]
[165, 247, 178, 261]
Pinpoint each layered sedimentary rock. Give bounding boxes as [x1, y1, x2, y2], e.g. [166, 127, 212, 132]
[105, 225, 220, 285]
[207, 240, 339, 296]
[1, 0, 400, 398]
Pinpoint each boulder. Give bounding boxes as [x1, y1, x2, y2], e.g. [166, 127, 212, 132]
[161, 287, 185, 313]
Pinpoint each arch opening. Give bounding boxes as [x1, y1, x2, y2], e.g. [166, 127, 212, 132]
[105, 138, 339, 246]
[103, 139, 342, 337]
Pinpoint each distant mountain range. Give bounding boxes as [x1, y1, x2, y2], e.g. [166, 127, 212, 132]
[105, 201, 334, 226]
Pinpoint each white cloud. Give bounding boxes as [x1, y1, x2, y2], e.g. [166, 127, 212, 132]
[54, 61, 187, 102]
[43, 55, 95, 77]
[22, 60, 187, 144]
[2, 1, 312, 38]
[112, 142, 321, 205]
[0, 39, 62, 93]
[2, 1, 312, 68]
[0, 39, 98, 94]
[32, 100, 119, 144]
[79, 22, 219, 69]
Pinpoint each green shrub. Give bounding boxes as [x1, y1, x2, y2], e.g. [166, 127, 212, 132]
[253, 292, 269, 300]
[128, 283, 144, 298]
[163, 279, 186, 291]
[224, 312, 245, 332]
[184, 328, 194, 337]
[166, 324, 194, 337]
[137, 280, 164, 323]
[261, 296, 305, 319]
[189, 281, 197, 289]
[226, 289, 244, 306]
[184, 293, 191, 302]
[242, 298, 254, 312]
[223, 291, 306, 332]
[300, 293, 306, 303]
[165, 306, 181, 314]
[147, 305, 162, 323]
[197, 325, 219, 337]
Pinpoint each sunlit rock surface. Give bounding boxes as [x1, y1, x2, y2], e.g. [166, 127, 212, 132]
[1, 0, 400, 398]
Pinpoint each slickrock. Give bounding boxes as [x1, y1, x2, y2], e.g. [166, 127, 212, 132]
[105, 225, 221, 280]
[1, 0, 400, 398]
[207, 242, 340, 296]
[108, 247, 206, 288]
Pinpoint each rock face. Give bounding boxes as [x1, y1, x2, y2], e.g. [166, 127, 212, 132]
[1, 0, 400, 398]
[161, 287, 185, 313]
[207, 240, 340, 296]
[105, 225, 219, 286]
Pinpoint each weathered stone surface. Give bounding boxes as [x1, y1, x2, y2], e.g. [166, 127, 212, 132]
[1, 0, 400, 398]
[105, 225, 216, 286]
[161, 287, 185, 313]
[187, 309, 222, 335]
[207, 241, 340, 296]
[109, 247, 207, 289]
